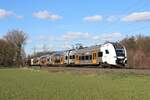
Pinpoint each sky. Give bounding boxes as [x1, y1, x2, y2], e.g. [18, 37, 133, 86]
[0, 0, 150, 55]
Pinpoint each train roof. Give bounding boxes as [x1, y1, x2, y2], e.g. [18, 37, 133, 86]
[40, 54, 50, 58]
[104, 42, 124, 49]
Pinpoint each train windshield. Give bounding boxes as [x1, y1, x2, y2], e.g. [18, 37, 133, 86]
[116, 49, 125, 56]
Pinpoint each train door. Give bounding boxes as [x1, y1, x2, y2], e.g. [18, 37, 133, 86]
[60, 56, 64, 64]
[75, 55, 80, 64]
[92, 51, 97, 64]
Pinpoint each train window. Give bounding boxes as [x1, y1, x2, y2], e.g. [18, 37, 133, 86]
[70, 56, 72, 59]
[89, 55, 92, 60]
[82, 56, 84, 60]
[105, 50, 109, 54]
[85, 56, 89, 60]
[72, 55, 75, 59]
[98, 52, 103, 57]
[65, 56, 68, 60]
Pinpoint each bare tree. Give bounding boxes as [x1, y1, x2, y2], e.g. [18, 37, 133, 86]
[4, 29, 27, 67]
[121, 35, 150, 68]
[0, 39, 16, 67]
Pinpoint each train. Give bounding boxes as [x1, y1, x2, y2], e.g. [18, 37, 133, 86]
[30, 42, 128, 68]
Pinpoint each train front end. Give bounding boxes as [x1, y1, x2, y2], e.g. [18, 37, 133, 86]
[101, 42, 127, 67]
[113, 43, 128, 67]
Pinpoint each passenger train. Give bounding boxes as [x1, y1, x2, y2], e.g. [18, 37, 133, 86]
[30, 42, 127, 67]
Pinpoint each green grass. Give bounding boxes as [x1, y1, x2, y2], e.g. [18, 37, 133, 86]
[0, 68, 150, 100]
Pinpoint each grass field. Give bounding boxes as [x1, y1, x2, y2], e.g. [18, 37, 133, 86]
[0, 68, 150, 100]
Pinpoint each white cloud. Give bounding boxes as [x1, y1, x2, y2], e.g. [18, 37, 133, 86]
[91, 32, 123, 41]
[35, 32, 122, 42]
[107, 16, 117, 22]
[34, 44, 45, 51]
[102, 32, 122, 40]
[61, 32, 91, 41]
[92, 36, 99, 40]
[31, 32, 123, 52]
[34, 44, 55, 51]
[0, 9, 13, 18]
[84, 15, 103, 22]
[122, 12, 150, 22]
[33, 10, 62, 20]
[36, 35, 55, 41]
[15, 15, 24, 19]
[36, 35, 46, 41]
[0, 9, 23, 19]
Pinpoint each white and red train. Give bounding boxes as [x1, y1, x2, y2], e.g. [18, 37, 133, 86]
[30, 42, 128, 67]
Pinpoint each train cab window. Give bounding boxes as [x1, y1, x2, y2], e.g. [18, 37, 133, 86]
[98, 52, 103, 57]
[105, 50, 109, 54]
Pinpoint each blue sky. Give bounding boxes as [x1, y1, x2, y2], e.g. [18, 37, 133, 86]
[0, 0, 150, 54]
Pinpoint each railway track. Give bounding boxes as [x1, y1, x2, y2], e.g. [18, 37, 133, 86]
[40, 66, 150, 75]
